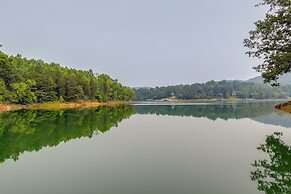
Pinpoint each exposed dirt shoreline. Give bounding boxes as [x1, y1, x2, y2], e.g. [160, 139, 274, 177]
[0, 101, 128, 112]
[275, 101, 291, 113]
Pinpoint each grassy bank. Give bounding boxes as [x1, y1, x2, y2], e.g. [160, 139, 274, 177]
[0, 101, 128, 112]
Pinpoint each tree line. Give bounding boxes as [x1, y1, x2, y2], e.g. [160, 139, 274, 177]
[0, 51, 135, 104]
[135, 80, 291, 101]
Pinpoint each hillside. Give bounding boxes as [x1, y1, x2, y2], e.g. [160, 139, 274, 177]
[0, 51, 135, 104]
[134, 80, 291, 101]
[247, 73, 291, 85]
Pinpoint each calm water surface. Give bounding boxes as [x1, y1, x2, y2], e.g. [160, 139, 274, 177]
[0, 102, 290, 194]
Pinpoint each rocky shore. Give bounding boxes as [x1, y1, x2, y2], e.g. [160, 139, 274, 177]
[275, 101, 291, 113]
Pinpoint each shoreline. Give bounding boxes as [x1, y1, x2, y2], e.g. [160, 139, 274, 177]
[1, 99, 291, 113]
[0, 101, 128, 112]
[275, 101, 291, 113]
[132, 98, 288, 104]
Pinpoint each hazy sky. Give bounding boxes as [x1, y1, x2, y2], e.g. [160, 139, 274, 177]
[1, 0, 266, 87]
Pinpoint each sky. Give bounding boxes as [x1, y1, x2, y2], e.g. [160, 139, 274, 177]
[0, 0, 267, 87]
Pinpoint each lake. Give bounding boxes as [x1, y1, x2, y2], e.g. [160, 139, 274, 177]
[0, 101, 290, 194]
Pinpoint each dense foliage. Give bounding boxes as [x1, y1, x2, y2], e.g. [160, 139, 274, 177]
[0, 105, 135, 163]
[135, 80, 291, 101]
[0, 51, 135, 104]
[244, 0, 291, 85]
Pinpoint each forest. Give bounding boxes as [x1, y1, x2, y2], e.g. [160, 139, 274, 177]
[0, 51, 135, 104]
[135, 80, 291, 101]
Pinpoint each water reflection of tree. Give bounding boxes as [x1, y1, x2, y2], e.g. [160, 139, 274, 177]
[0, 105, 135, 163]
[135, 103, 275, 120]
[135, 103, 291, 128]
[251, 132, 291, 193]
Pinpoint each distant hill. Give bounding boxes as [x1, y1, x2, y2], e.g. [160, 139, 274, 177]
[133, 87, 151, 90]
[247, 73, 291, 85]
[134, 80, 291, 101]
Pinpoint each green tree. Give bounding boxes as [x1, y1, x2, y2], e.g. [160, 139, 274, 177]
[0, 50, 135, 104]
[10, 80, 37, 104]
[244, 0, 291, 85]
[0, 52, 23, 86]
[0, 79, 9, 103]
